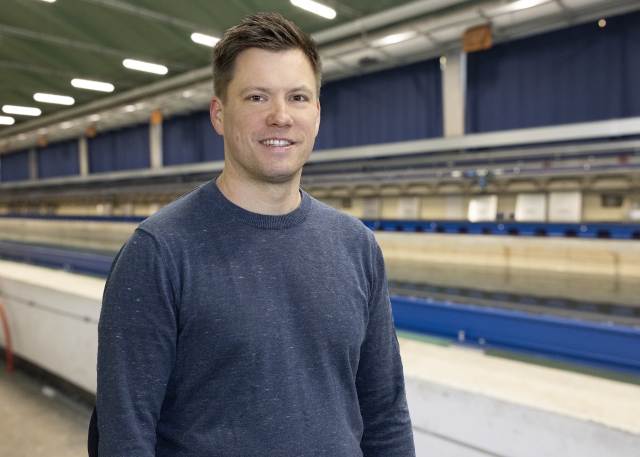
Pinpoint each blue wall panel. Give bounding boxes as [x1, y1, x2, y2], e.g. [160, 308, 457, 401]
[314, 58, 443, 150]
[163, 111, 224, 166]
[466, 10, 640, 133]
[38, 139, 79, 179]
[88, 124, 150, 173]
[1, 149, 30, 182]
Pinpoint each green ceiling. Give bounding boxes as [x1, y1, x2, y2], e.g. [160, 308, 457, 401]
[0, 0, 422, 126]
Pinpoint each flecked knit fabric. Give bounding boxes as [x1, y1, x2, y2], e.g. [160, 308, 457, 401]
[96, 180, 415, 456]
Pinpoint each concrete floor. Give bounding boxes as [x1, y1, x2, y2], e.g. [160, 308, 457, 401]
[0, 367, 91, 457]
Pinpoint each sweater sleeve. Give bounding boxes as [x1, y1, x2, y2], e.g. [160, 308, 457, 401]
[357, 242, 416, 457]
[96, 229, 178, 456]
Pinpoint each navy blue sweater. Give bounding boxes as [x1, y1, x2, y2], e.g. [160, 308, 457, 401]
[97, 180, 414, 456]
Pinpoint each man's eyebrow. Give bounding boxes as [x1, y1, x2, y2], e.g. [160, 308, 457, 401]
[238, 85, 314, 95]
[289, 85, 313, 93]
[239, 87, 271, 96]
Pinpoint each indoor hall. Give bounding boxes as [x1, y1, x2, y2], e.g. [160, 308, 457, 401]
[1, 0, 640, 456]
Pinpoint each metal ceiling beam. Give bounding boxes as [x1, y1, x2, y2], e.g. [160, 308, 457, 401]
[76, 0, 221, 36]
[325, 1, 364, 20]
[3, 117, 640, 192]
[491, 0, 640, 44]
[0, 67, 212, 138]
[312, 0, 473, 44]
[0, 24, 192, 71]
[306, 117, 640, 164]
[304, 139, 640, 174]
[0, 59, 78, 79]
[0, 59, 135, 89]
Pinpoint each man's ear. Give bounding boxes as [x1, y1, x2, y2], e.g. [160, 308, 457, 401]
[314, 101, 321, 137]
[210, 97, 224, 135]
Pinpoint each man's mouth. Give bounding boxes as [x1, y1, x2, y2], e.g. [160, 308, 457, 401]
[261, 139, 292, 147]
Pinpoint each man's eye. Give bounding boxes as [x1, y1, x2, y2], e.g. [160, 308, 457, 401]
[291, 95, 308, 102]
[248, 95, 263, 101]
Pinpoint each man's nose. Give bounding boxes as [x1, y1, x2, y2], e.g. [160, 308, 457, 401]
[267, 99, 293, 127]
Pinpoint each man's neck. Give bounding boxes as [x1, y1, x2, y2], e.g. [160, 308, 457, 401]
[216, 172, 302, 216]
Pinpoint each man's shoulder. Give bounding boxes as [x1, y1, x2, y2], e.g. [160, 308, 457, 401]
[307, 195, 375, 240]
[138, 181, 211, 235]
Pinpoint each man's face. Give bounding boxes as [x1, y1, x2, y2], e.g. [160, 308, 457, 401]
[210, 48, 320, 185]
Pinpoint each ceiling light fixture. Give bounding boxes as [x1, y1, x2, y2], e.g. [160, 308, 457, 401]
[484, 0, 551, 16]
[34, 93, 75, 105]
[290, 0, 336, 19]
[371, 31, 417, 47]
[0, 116, 15, 125]
[2, 105, 42, 116]
[72, 79, 115, 92]
[123, 59, 168, 75]
[39, 0, 56, 3]
[191, 33, 220, 47]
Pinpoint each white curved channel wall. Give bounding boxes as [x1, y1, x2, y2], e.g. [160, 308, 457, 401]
[0, 259, 639, 456]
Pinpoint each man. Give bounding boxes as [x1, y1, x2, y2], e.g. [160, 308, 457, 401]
[95, 12, 414, 456]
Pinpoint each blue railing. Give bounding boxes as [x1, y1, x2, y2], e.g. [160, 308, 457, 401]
[0, 214, 146, 223]
[3, 214, 640, 239]
[391, 295, 640, 376]
[363, 219, 640, 240]
[0, 240, 115, 276]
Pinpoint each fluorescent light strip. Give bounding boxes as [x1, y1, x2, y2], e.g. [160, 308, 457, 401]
[2, 105, 42, 116]
[191, 33, 220, 47]
[0, 116, 15, 125]
[372, 31, 417, 47]
[485, 0, 551, 16]
[123, 59, 168, 75]
[40, 0, 56, 3]
[71, 79, 115, 92]
[34, 93, 75, 105]
[291, 0, 336, 19]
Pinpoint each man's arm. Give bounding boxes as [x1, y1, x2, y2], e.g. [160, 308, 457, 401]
[357, 242, 416, 457]
[97, 229, 178, 456]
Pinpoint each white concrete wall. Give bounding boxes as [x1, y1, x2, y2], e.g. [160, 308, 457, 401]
[374, 232, 640, 277]
[0, 218, 136, 252]
[0, 260, 102, 392]
[408, 379, 640, 457]
[375, 232, 640, 308]
[401, 339, 640, 457]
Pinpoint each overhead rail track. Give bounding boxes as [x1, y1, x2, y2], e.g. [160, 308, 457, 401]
[2, 118, 640, 194]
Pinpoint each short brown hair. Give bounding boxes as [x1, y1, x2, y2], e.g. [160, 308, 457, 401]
[212, 12, 321, 103]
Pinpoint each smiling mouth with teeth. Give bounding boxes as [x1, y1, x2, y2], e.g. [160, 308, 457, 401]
[261, 139, 292, 147]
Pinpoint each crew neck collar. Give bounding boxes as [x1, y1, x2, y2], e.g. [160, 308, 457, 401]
[205, 180, 311, 229]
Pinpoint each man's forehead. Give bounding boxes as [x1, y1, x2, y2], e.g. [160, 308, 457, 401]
[229, 48, 318, 95]
[234, 47, 311, 68]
